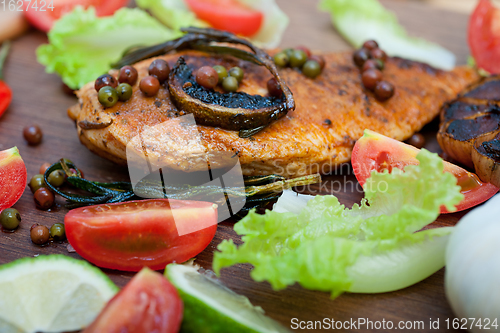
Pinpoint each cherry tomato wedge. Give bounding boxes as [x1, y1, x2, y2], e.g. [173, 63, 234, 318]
[0, 147, 27, 212]
[352, 130, 499, 214]
[65, 199, 218, 271]
[468, 0, 500, 74]
[83, 268, 183, 333]
[185, 0, 263, 37]
[23, 0, 129, 32]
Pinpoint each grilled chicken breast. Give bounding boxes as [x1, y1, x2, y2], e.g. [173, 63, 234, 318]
[69, 50, 478, 177]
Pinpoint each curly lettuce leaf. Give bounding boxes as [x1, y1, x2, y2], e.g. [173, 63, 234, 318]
[213, 149, 462, 297]
[137, 0, 289, 49]
[37, 7, 180, 89]
[319, 0, 456, 70]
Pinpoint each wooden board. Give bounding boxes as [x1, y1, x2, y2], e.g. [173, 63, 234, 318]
[0, 1, 474, 332]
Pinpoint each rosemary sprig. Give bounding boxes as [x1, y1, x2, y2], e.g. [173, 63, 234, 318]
[44, 160, 321, 215]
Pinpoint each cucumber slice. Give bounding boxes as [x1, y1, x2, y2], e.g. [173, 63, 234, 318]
[165, 263, 290, 333]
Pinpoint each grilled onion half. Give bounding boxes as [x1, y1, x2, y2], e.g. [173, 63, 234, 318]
[438, 75, 500, 187]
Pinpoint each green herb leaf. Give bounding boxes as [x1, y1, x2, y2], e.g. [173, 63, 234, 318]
[213, 149, 463, 297]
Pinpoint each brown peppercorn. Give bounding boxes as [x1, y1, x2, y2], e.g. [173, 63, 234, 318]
[267, 78, 282, 97]
[196, 66, 219, 90]
[407, 133, 426, 149]
[34, 187, 55, 210]
[362, 59, 378, 72]
[370, 48, 388, 62]
[23, 125, 43, 145]
[353, 48, 370, 67]
[139, 76, 160, 97]
[362, 59, 384, 72]
[30, 224, 50, 245]
[362, 40, 379, 51]
[148, 59, 170, 83]
[118, 66, 139, 86]
[362, 69, 383, 91]
[39, 162, 51, 175]
[374, 81, 395, 101]
[94, 74, 118, 92]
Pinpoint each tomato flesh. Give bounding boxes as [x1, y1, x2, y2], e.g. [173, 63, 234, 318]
[185, 0, 263, 36]
[83, 268, 183, 333]
[468, 0, 500, 74]
[352, 130, 499, 214]
[0, 147, 27, 212]
[23, 0, 129, 32]
[65, 199, 218, 271]
[0, 82, 12, 119]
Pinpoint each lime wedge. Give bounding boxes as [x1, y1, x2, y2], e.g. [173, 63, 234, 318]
[165, 263, 290, 333]
[0, 255, 118, 333]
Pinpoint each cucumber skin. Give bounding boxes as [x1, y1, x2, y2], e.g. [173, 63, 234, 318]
[176, 289, 259, 333]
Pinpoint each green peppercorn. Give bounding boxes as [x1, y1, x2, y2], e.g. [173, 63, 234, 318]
[29, 174, 46, 194]
[273, 52, 289, 67]
[289, 50, 308, 68]
[47, 170, 65, 187]
[228, 67, 244, 83]
[50, 223, 65, 241]
[222, 76, 239, 92]
[0, 208, 21, 230]
[284, 48, 294, 59]
[302, 60, 322, 78]
[98, 86, 118, 108]
[116, 83, 133, 102]
[212, 65, 228, 84]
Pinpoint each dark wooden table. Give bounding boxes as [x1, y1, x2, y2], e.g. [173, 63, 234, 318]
[0, 1, 473, 331]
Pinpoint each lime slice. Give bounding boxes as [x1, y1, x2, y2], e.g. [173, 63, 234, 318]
[165, 263, 290, 333]
[0, 255, 118, 333]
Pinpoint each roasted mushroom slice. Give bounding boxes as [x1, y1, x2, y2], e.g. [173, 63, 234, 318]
[168, 57, 285, 131]
[114, 27, 295, 137]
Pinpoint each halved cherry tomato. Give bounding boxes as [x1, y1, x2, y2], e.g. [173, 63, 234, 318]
[65, 199, 218, 271]
[185, 0, 263, 37]
[468, 0, 500, 74]
[0, 147, 27, 212]
[83, 268, 183, 333]
[23, 0, 129, 32]
[352, 130, 499, 214]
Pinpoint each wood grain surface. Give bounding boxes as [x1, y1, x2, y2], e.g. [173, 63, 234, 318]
[0, 1, 475, 332]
